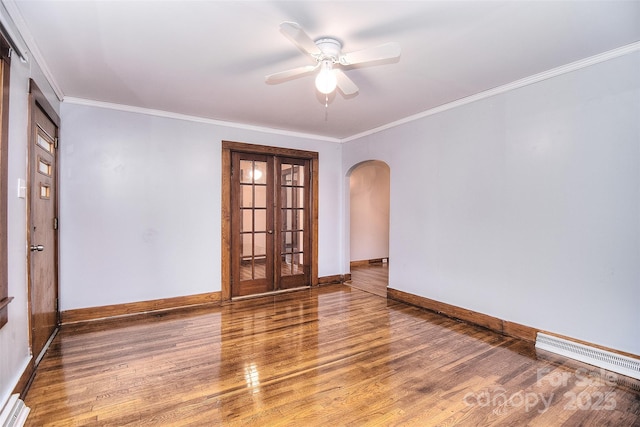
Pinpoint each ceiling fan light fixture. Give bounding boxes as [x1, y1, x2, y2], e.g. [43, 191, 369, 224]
[315, 60, 337, 94]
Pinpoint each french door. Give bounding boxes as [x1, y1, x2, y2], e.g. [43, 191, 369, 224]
[228, 147, 314, 298]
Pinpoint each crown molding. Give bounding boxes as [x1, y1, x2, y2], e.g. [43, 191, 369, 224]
[342, 41, 640, 143]
[62, 97, 343, 144]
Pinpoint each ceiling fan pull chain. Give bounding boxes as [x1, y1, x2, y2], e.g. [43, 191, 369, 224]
[325, 94, 329, 121]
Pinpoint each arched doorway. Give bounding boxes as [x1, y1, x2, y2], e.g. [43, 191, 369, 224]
[347, 160, 390, 296]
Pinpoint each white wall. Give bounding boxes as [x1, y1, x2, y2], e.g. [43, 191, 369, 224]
[0, 56, 60, 408]
[349, 160, 389, 261]
[343, 51, 640, 356]
[59, 103, 344, 310]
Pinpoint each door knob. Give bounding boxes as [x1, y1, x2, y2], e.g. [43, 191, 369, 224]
[30, 245, 44, 252]
[267, 230, 273, 234]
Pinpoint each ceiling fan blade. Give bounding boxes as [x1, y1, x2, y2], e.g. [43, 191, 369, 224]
[340, 42, 401, 66]
[280, 22, 321, 56]
[335, 69, 359, 96]
[265, 64, 318, 84]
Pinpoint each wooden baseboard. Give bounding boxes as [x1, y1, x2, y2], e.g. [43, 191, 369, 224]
[350, 258, 388, 268]
[13, 359, 34, 399]
[62, 279, 354, 324]
[387, 288, 538, 342]
[13, 326, 59, 399]
[61, 292, 221, 324]
[387, 288, 639, 360]
[317, 274, 346, 285]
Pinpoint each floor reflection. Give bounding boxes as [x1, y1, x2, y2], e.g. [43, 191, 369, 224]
[23, 285, 640, 426]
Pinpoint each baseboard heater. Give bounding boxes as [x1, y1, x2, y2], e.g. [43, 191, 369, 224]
[0, 394, 30, 427]
[536, 332, 640, 381]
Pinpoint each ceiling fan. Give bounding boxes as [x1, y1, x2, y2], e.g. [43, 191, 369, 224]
[265, 22, 401, 97]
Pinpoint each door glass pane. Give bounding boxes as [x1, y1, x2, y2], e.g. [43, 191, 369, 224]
[40, 184, 51, 199]
[284, 209, 302, 231]
[254, 186, 266, 208]
[291, 252, 302, 269]
[281, 254, 291, 276]
[255, 233, 266, 257]
[240, 160, 253, 184]
[296, 231, 304, 252]
[254, 209, 266, 232]
[242, 209, 252, 232]
[282, 165, 292, 185]
[280, 187, 290, 208]
[282, 209, 292, 231]
[36, 133, 53, 153]
[38, 158, 52, 176]
[242, 234, 253, 257]
[241, 184, 253, 208]
[282, 231, 291, 252]
[294, 165, 305, 184]
[295, 188, 304, 208]
[253, 161, 267, 185]
[240, 258, 252, 281]
[254, 256, 266, 279]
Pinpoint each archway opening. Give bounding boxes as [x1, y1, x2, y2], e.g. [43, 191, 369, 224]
[347, 160, 390, 297]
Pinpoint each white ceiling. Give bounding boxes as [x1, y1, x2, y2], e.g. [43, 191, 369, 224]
[6, 0, 640, 140]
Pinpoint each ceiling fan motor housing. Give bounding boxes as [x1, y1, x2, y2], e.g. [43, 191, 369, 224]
[315, 38, 342, 62]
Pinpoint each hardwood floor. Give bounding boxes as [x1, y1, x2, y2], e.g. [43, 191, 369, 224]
[24, 284, 640, 426]
[348, 262, 388, 297]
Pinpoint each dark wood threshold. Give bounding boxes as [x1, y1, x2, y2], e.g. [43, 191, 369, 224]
[232, 286, 310, 301]
[387, 287, 639, 360]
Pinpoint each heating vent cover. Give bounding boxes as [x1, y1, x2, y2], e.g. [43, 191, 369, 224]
[536, 332, 640, 381]
[0, 394, 30, 427]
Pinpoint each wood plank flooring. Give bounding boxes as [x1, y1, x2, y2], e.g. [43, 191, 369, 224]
[348, 262, 388, 297]
[24, 284, 640, 426]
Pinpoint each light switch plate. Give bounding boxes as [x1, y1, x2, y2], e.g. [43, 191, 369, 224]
[17, 178, 26, 198]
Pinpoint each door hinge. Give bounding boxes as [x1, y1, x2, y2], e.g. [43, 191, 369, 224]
[53, 217, 58, 230]
[54, 137, 59, 149]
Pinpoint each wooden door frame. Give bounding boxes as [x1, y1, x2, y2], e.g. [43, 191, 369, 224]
[0, 35, 11, 329]
[221, 141, 318, 302]
[26, 79, 60, 356]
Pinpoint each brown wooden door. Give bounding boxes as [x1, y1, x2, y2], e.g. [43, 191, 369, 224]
[231, 152, 311, 297]
[28, 104, 58, 362]
[276, 157, 310, 290]
[231, 152, 274, 297]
